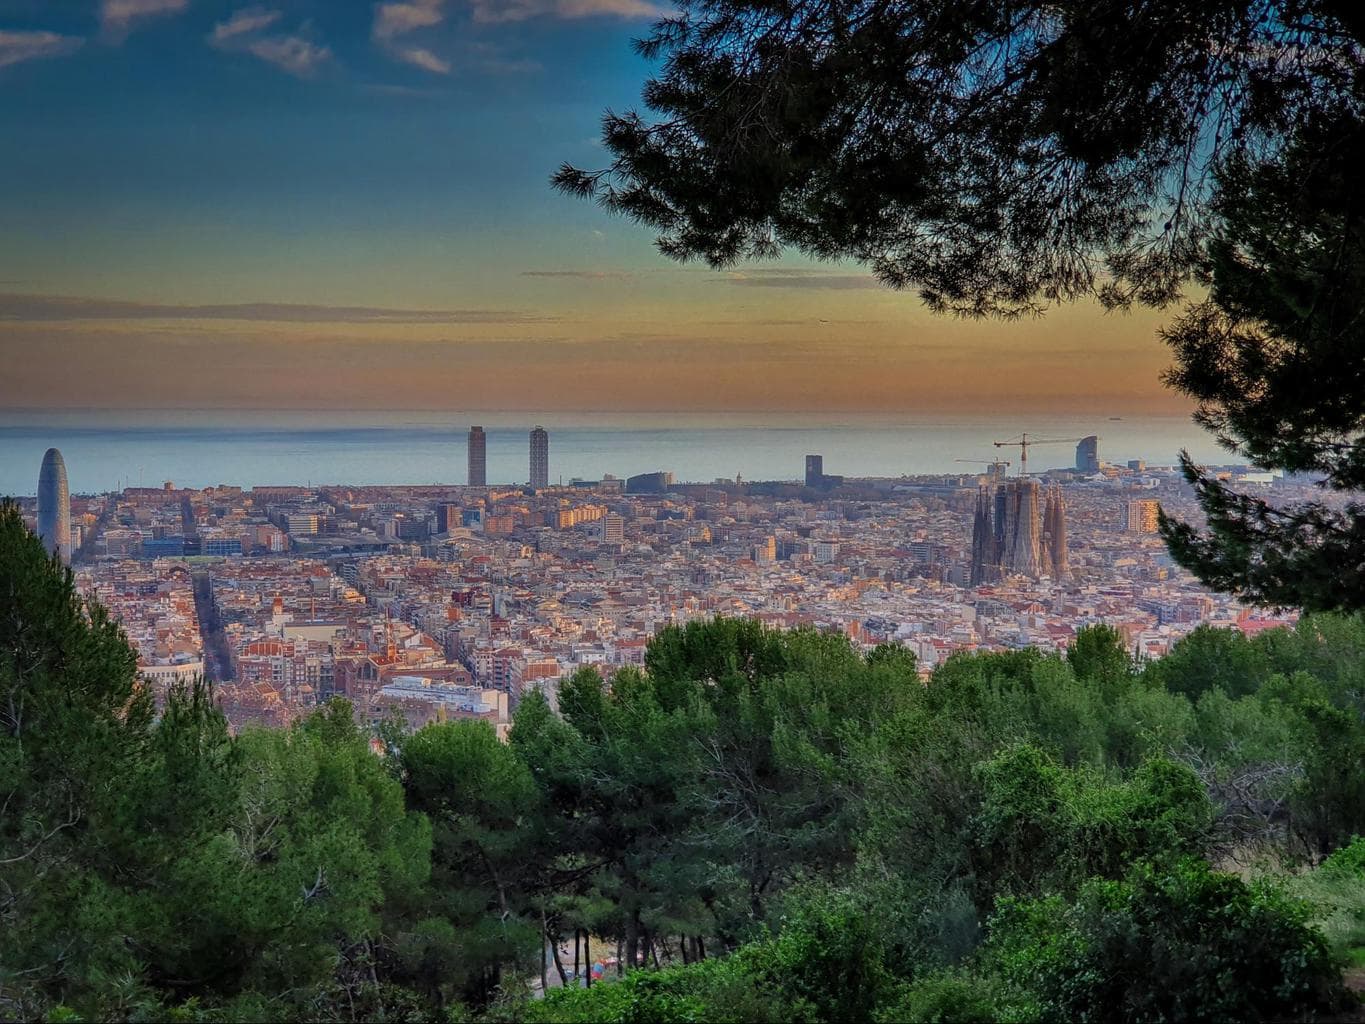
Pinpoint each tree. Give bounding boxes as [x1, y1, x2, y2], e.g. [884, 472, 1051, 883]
[399, 720, 540, 1008]
[649, 622, 886, 928]
[556, 1, 1362, 315]
[1066, 625, 1133, 691]
[1144, 624, 1273, 699]
[1158, 108, 1365, 611]
[0, 500, 154, 1016]
[520, 886, 895, 1024]
[988, 858, 1352, 1022]
[970, 744, 1212, 901]
[556, 1, 1365, 610]
[190, 701, 432, 1013]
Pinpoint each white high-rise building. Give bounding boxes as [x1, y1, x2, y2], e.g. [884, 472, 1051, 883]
[602, 513, 624, 544]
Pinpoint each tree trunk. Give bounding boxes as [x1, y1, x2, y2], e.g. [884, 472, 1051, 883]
[749, 857, 769, 922]
[573, 928, 581, 986]
[584, 931, 592, 988]
[539, 908, 549, 994]
[647, 929, 661, 969]
[550, 929, 569, 986]
[617, 934, 626, 978]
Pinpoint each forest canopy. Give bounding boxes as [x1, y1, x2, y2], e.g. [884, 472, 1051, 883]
[3, 502, 1364, 1021]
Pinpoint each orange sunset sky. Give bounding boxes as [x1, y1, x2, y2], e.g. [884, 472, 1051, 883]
[0, 0, 1192, 417]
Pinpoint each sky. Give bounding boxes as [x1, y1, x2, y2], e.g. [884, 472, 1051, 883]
[0, 0, 1189, 416]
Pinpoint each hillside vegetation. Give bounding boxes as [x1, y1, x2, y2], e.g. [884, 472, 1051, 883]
[2, 501, 1364, 1022]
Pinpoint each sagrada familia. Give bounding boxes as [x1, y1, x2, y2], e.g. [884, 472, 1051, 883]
[969, 479, 1069, 585]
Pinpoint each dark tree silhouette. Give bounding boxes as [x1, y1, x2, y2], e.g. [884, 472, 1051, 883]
[1158, 107, 1365, 611]
[555, 0, 1365, 609]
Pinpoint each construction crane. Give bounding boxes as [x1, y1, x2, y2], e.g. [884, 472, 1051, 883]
[954, 459, 1011, 481]
[955, 459, 1011, 469]
[992, 433, 1095, 476]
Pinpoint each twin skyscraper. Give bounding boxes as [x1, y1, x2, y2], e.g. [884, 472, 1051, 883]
[466, 425, 549, 489]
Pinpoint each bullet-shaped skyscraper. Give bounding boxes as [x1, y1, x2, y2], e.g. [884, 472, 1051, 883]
[468, 425, 487, 486]
[1075, 435, 1100, 473]
[529, 426, 549, 489]
[37, 447, 71, 563]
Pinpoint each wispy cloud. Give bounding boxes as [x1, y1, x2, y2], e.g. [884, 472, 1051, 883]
[374, 0, 446, 40]
[0, 30, 82, 69]
[476, 55, 541, 73]
[101, 0, 188, 41]
[363, 82, 448, 98]
[460, 40, 540, 74]
[697, 317, 887, 327]
[208, 9, 332, 78]
[374, 0, 452, 75]
[245, 35, 331, 76]
[724, 269, 882, 290]
[391, 45, 450, 74]
[522, 270, 635, 281]
[209, 6, 282, 45]
[468, 0, 668, 23]
[0, 293, 553, 325]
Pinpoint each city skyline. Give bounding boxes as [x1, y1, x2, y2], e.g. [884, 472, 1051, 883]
[1, 2, 1191, 417]
[3, 412, 1245, 500]
[49, 448, 1297, 727]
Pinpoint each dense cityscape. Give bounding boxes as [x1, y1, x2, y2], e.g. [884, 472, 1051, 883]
[7, 2, 1365, 1019]
[19, 425, 1301, 734]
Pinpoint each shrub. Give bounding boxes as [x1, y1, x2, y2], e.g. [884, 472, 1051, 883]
[988, 858, 1351, 1023]
[874, 972, 1038, 1024]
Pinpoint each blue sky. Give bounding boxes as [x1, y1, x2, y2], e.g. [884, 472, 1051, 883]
[0, 0, 665, 304]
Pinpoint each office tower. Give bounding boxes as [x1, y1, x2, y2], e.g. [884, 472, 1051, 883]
[805, 454, 823, 487]
[436, 503, 462, 534]
[752, 535, 777, 564]
[1075, 435, 1100, 473]
[602, 513, 624, 544]
[529, 426, 549, 489]
[467, 426, 487, 487]
[1043, 484, 1070, 579]
[1126, 499, 1161, 534]
[37, 447, 71, 563]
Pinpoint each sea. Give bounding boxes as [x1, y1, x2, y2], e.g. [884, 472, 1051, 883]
[0, 409, 1233, 498]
